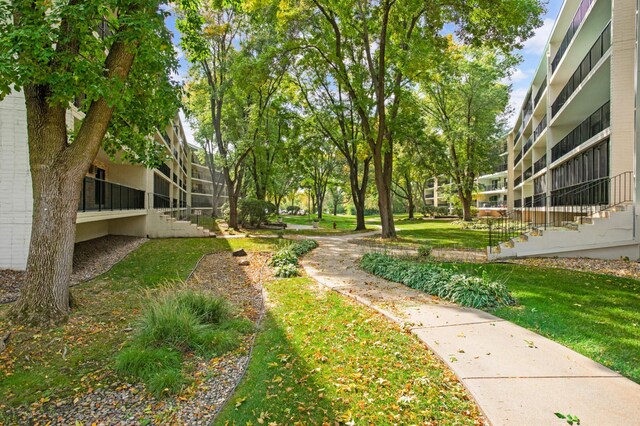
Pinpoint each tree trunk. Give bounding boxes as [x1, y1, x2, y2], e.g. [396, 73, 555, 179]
[11, 166, 82, 324]
[317, 195, 323, 220]
[228, 189, 239, 230]
[333, 202, 338, 216]
[459, 188, 473, 221]
[349, 158, 369, 231]
[373, 149, 396, 238]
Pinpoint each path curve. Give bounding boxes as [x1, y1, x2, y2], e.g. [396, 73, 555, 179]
[301, 233, 640, 426]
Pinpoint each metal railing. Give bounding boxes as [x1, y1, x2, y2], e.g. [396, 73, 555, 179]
[477, 201, 507, 209]
[534, 79, 547, 106]
[150, 193, 191, 220]
[488, 171, 633, 252]
[534, 155, 547, 173]
[551, 0, 594, 72]
[78, 177, 145, 212]
[534, 115, 547, 141]
[552, 23, 611, 117]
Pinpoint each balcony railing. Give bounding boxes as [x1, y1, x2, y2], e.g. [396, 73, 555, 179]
[551, 101, 610, 162]
[477, 201, 507, 209]
[158, 163, 171, 179]
[79, 177, 145, 212]
[534, 154, 547, 173]
[514, 175, 523, 187]
[534, 79, 547, 106]
[552, 23, 611, 117]
[551, 0, 595, 72]
[524, 166, 533, 181]
[515, 151, 523, 165]
[534, 115, 547, 141]
[522, 137, 533, 155]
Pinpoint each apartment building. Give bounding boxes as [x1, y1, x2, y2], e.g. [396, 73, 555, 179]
[476, 155, 509, 217]
[189, 148, 227, 214]
[490, 0, 640, 259]
[0, 91, 222, 270]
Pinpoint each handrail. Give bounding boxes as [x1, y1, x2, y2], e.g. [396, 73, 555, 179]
[488, 171, 633, 253]
[78, 176, 145, 212]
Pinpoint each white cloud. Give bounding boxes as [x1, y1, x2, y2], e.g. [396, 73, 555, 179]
[505, 67, 529, 84]
[523, 18, 555, 55]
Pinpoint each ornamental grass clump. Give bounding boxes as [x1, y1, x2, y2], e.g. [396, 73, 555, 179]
[360, 253, 515, 309]
[269, 239, 318, 277]
[115, 288, 253, 397]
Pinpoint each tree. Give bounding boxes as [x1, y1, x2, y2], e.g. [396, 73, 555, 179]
[293, 63, 371, 231]
[300, 137, 338, 220]
[287, 0, 543, 237]
[179, 2, 249, 230]
[421, 43, 512, 221]
[0, 1, 180, 324]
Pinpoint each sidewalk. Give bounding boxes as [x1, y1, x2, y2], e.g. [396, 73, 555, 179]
[301, 235, 640, 426]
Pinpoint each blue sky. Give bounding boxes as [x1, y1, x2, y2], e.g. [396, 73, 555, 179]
[167, 1, 563, 142]
[506, 1, 563, 127]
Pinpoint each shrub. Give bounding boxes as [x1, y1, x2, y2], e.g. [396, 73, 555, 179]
[239, 199, 276, 227]
[115, 288, 253, 397]
[269, 239, 318, 277]
[360, 253, 515, 309]
[286, 205, 301, 214]
[417, 245, 432, 258]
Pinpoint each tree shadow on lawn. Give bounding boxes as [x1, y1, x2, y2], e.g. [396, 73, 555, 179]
[215, 311, 342, 425]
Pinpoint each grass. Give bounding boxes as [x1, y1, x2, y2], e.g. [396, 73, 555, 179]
[392, 218, 489, 249]
[215, 277, 482, 425]
[437, 262, 640, 383]
[115, 288, 252, 396]
[0, 237, 275, 411]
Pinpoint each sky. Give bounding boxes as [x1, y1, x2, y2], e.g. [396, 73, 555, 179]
[506, 1, 563, 127]
[166, 1, 564, 144]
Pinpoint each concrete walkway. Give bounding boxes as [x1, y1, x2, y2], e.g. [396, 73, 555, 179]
[301, 234, 640, 426]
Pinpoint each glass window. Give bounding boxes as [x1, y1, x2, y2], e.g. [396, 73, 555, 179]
[590, 109, 602, 135]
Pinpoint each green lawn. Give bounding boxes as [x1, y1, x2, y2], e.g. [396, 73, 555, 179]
[394, 219, 489, 249]
[248, 214, 380, 236]
[215, 277, 481, 425]
[0, 237, 275, 411]
[439, 262, 640, 383]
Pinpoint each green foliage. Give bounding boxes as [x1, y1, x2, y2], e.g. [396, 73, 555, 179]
[239, 199, 277, 227]
[555, 413, 581, 425]
[417, 245, 432, 258]
[115, 288, 252, 396]
[0, 0, 181, 166]
[269, 239, 318, 277]
[360, 253, 515, 309]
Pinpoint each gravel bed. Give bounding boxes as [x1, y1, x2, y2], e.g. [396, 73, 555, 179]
[0, 235, 147, 304]
[509, 256, 640, 280]
[5, 251, 269, 425]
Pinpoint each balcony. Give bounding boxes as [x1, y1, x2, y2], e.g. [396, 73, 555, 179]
[533, 115, 547, 141]
[477, 201, 507, 209]
[79, 177, 145, 212]
[534, 154, 547, 173]
[515, 151, 523, 166]
[192, 169, 211, 181]
[551, 0, 595, 72]
[522, 136, 533, 156]
[524, 166, 533, 181]
[514, 175, 523, 187]
[551, 101, 610, 162]
[551, 23, 611, 117]
[534, 79, 547, 106]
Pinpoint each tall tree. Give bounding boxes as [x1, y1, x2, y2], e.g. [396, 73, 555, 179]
[179, 1, 249, 230]
[0, 1, 180, 324]
[293, 64, 371, 231]
[300, 137, 338, 220]
[288, 0, 543, 237]
[421, 43, 512, 221]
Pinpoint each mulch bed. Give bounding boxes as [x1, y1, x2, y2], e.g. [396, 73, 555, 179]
[4, 251, 270, 425]
[0, 235, 147, 304]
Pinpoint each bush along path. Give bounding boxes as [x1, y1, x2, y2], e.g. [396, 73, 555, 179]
[300, 234, 640, 426]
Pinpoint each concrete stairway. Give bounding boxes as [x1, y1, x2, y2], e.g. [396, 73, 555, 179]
[146, 209, 215, 238]
[488, 204, 638, 260]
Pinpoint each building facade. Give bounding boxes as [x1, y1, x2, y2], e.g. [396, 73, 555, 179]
[491, 0, 640, 259]
[0, 91, 223, 270]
